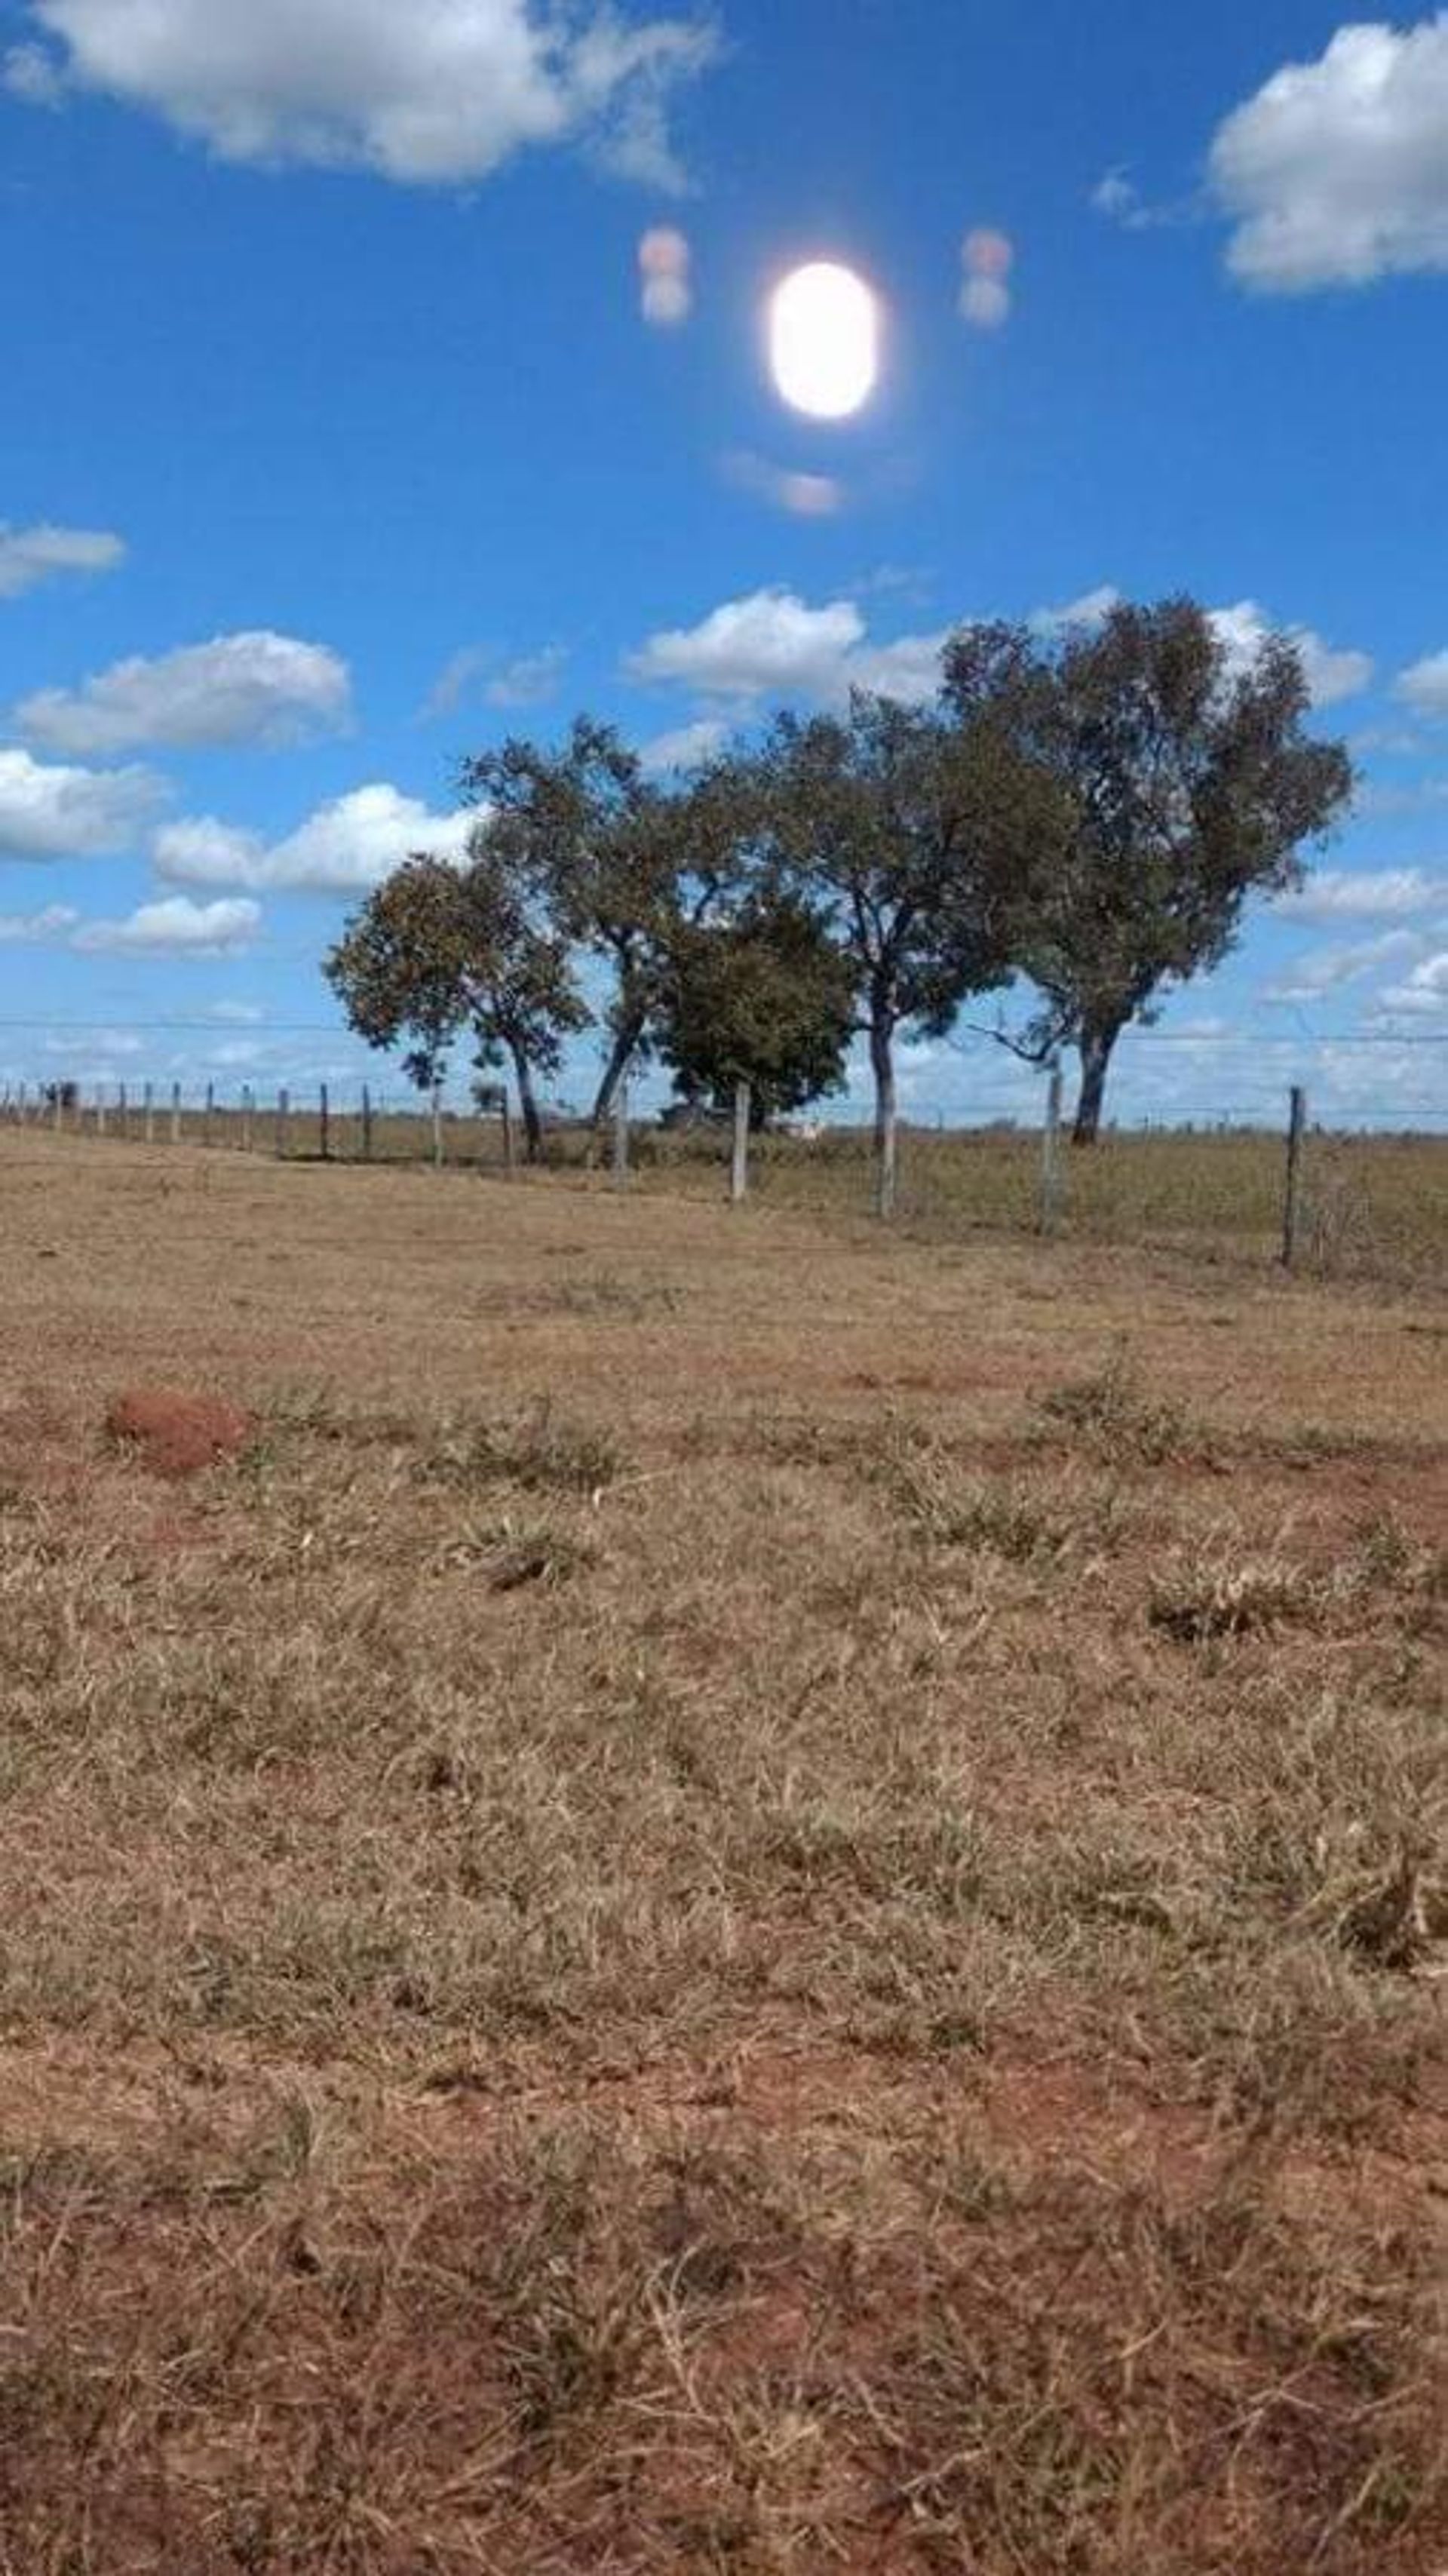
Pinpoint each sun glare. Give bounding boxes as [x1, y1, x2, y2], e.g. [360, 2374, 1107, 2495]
[769, 262, 879, 420]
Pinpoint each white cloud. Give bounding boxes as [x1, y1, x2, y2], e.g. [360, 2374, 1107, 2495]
[1210, 15, 1448, 290]
[207, 999, 265, 1024]
[72, 895, 262, 956]
[1377, 948, 1448, 1015]
[1031, 584, 1122, 634]
[1210, 599, 1373, 706]
[1277, 866, 1447, 922]
[155, 782, 472, 894]
[1262, 926, 1423, 1003]
[1396, 648, 1448, 720]
[627, 587, 949, 709]
[483, 645, 569, 708]
[629, 585, 1377, 731]
[847, 629, 954, 702]
[638, 717, 729, 774]
[420, 642, 566, 720]
[0, 520, 126, 599]
[16, 629, 352, 754]
[0, 745, 165, 858]
[2, 39, 65, 102]
[0, 902, 79, 943]
[21, 0, 719, 192]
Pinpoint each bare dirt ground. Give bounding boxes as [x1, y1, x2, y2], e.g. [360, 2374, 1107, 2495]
[1, 1130, 1444, 2572]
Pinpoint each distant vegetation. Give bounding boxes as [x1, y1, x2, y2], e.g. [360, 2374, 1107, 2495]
[327, 596, 1352, 1202]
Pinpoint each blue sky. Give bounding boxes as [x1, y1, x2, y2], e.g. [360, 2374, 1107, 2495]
[2, 0, 1446, 1128]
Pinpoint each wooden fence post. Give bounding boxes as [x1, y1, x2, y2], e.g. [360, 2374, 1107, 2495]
[96, 1085, 106, 1137]
[320, 1082, 331, 1162]
[276, 1087, 290, 1159]
[500, 1088, 515, 1178]
[143, 1081, 155, 1144]
[170, 1081, 182, 1144]
[730, 1079, 751, 1205]
[118, 1081, 128, 1138]
[612, 1076, 630, 1188]
[1040, 1061, 1064, 1237]
[1281, 1085, 1308, 1270]
[241, 1086, 254, 1153]
[361, 1083, 373, 1163]
[431, 1082, 443, 1171]
[204, 1082, 215, 1148]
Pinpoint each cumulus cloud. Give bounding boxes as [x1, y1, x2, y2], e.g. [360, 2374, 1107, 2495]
[1277, 866, 1447, 922]
[638, 717, 730, 774]
[71, 895, 262, 956]
[627, 588, 951, 709]
[0, 745, 165, 859]
[1262, 926, 1424, 1003]
[19, 0, 719, 192]
[1209, 600, 1373, 706]
[1030, 585, 1122, 634]
[155, 782, 473, 895]
[16, 629, 352, 755]
[0, 520, 126, 599]
[1378, 948, 1448, 1015]
[0, 902, 80, 943]
[1396, 648, 1448, 720]
[1210, 14, 1448, 290]
[629, 589, 867, 698]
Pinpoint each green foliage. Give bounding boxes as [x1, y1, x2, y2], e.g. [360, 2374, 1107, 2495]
[941, 598, 1354, 1139]
[461, 719, 757, 1125]
[655, 893, 855, 1122]
[324, 839, 589, 1155]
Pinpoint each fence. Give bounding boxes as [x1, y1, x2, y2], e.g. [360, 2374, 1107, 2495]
[3, 1072, 1443, 1282]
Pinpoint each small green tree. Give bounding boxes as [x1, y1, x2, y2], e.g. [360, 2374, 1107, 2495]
[940, 597, 1354, 1143]
[760, 657, 1052, 1212]
[324, 836, 590, 1159]
[461, 720, 749, 1131]
[656, 894, 855, 1125]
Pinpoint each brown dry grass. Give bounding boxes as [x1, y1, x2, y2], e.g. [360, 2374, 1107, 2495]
[1, 1128, 1444, 2572]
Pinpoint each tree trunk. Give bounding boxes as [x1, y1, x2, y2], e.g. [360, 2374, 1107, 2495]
[870, 1016, 897, 1219]
[511, 1044, 544, 1162]
[1072, 1023, 1118, 1146]
[589, 1014, 646, 1131]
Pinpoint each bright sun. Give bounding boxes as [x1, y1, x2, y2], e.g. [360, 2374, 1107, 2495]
[768, 262, 879, 420]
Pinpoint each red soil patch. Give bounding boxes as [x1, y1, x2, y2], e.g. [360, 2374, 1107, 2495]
[105, 1388, 253, 1481]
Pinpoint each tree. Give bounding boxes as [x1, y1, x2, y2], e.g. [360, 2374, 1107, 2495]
[759, 656, 1053, 1213]
[461, 720, 749, 1131]
[324, 835, 590, 1159]
[941, 597, 1354, 1144]
[655, 892, 856, 1126]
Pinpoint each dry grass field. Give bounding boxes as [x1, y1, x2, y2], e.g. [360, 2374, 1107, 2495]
[1, 1127, 1444, 2572]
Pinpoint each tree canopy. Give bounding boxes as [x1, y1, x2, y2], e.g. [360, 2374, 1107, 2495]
[321, 595, 1354, 1184]
[941, 597, 1354, 1141]
[655, 892, 856, 1125]
[324, 836, 590, 1159]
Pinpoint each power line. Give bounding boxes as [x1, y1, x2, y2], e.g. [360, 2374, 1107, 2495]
[0, 1016, 1444, 1046]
